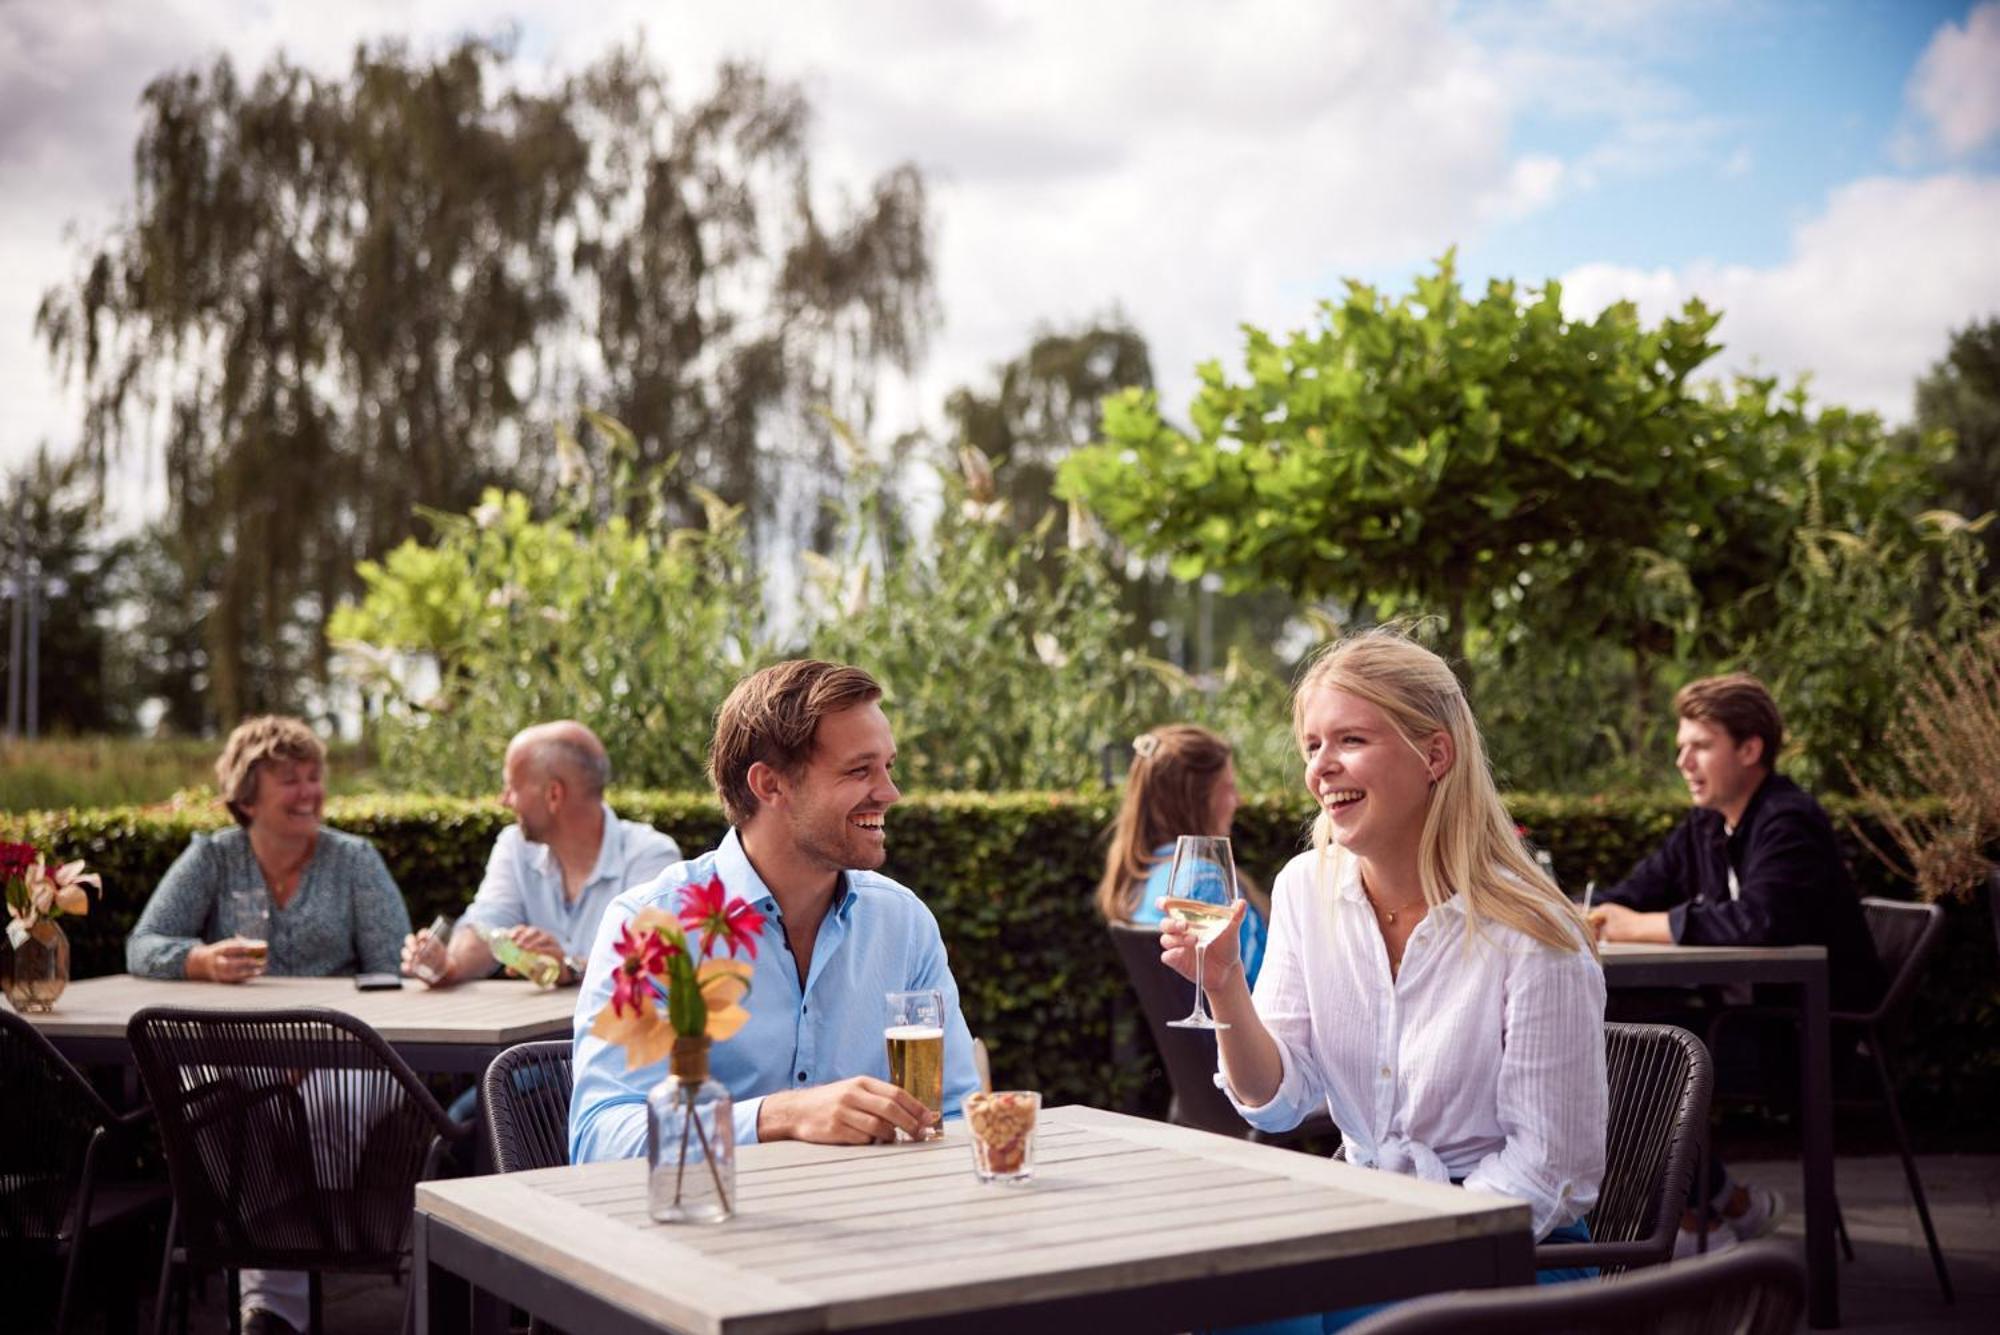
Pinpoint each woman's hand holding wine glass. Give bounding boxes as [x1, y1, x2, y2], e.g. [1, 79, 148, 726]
[1154, 835, 1245, 1030]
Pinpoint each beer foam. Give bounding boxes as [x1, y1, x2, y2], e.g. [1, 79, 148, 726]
[884, 1025, 945, 1040]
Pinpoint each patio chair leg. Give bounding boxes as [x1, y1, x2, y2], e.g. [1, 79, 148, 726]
[308, 1271, 323, 1335]
[1833, 1194, 1855, 1261]
[227, 1270, 241, 1335]
[152, 1206, 178, 1335]
[1870, 1042, 1954, 1304]
[54, 1226, 86, 1335]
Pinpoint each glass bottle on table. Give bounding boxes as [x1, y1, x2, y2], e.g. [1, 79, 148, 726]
[1160, 835, 1243, 1030]
[475, 923, 561, 989]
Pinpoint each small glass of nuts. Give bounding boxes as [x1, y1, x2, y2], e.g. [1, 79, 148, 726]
[964, 1090, 1041, 1184]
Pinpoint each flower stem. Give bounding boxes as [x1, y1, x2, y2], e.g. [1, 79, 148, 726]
[691, 1103, 732, 1214]
[672, 1083, 695, 1206]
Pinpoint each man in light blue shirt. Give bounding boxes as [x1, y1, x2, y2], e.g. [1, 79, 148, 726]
[402, 721, 681, 987]
[570, 661, 979, 1159]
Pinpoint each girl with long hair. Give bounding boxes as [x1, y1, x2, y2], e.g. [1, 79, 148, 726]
[1098, 723, 1268, 985]
[1160, 629, 1606, 1329]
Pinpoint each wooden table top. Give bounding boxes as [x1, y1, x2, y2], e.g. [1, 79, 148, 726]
[416, 1104, 1530, 1335]
[12, 973, 576, 1047]
[1600, 942, 1827, 964]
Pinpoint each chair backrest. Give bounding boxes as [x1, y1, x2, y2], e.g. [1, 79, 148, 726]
[482, 1040, 574, 1173]
[1107, 922, 1254, 1137]
[1342, 1238, 1804, 1335]
[127, 1006, 460, 1274]
[0, 1010, 122, 1242]
[1856, 897, 1945, 1034]
[1585, 1022, 1713, 1271]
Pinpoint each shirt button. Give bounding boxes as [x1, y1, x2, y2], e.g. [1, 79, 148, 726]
[797, 1071, 808, 1082]
[1380, 1066, 1392, 1079]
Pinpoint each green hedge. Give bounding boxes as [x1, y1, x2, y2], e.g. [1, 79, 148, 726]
[7, 791, 1995, 1140]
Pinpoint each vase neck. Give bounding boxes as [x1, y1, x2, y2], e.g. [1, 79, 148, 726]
[670, 1036, 712, 1082]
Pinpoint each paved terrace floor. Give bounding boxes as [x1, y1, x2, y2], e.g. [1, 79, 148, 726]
[36, 1153, 2000, 1333]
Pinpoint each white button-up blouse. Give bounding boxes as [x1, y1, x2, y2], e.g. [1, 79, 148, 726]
[1226, 848, 1608, 1240]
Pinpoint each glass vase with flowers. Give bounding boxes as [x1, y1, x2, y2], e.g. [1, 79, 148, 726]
[2, 840, 100, 1012]
[589, 873, 764, 1223]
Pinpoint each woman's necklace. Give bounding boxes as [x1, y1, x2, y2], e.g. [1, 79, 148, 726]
[1361, 874, 1425, 925]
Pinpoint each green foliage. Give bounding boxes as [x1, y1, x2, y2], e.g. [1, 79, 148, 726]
[1923, 319, 2000, 579]
[331, 419, 1297, 793]
[8, 790, 1995, 1137]
[1058, 254, 1980, 792]
[0, 738, 378, 812]
[328, 422, 766, 794]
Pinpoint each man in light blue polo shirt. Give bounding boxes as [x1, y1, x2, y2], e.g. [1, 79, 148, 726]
[569, 660, 979, 1160]
[401, 721, 680, 987]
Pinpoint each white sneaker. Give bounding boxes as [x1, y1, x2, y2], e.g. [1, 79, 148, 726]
[1672, 1220, 1742, 1261]
[1723, 1182, 1785, 1242]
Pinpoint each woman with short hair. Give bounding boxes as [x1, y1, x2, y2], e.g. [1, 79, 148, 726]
[127, 714, 410, 982]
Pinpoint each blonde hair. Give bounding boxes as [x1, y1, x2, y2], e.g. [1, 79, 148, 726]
[1294, 628, 1593, 956]
[1096, 724, 1236, 922]
[215, 716, 327, 827]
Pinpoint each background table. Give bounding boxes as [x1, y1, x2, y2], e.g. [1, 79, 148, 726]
[12, 973, 576, 1075]
[1600, 942, 1835, 1327]
[414, 1104, 1534, 1335]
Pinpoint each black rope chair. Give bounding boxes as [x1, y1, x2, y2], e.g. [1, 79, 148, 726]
[482, 1040, 574, 1173]
[1, 1009, 170, 1334]
[1107, 923, 1337, 1147]
[1706, 896, 1954, 1302]
[1342, 1238, 1804, 1335]
[1537, 1022, 1712, 1275]
[127, 1006, 471, 1335]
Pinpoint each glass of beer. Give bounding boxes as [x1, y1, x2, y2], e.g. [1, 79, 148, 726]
[227, 887, 272, 972]
[884, 989, 945, 1142]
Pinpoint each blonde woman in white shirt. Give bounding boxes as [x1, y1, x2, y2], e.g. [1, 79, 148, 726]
[1159, 628, 1607, 1331]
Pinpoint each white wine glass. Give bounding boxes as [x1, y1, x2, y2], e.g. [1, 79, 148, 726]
[1161, 835, 1241, 1031]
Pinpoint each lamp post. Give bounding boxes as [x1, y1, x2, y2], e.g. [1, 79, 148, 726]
[3, 529, 65, 742]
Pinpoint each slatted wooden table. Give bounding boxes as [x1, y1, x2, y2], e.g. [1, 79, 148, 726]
[13, 973, 575, 1075]
[414, 1104, 1534, 1335]
[1600, 942, 1836, 1328]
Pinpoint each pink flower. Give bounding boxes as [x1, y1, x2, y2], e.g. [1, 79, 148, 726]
[608, 914, 674, 1018]
[677, 874, 766, 959]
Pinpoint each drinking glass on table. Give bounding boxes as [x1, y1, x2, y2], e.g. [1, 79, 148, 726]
[226, 886, 272, 972]
[885, 989, 945, 1141]
[1161, 834, 1242, 1031]
[409, 914, 456, 985]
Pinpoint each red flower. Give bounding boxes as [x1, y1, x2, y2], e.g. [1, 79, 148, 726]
[608, 917, 672, 1018]
[0, 841, 37, 883]
[678, 874, 767, 959]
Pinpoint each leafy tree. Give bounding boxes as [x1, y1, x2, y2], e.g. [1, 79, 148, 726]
[946, 317, 1152, 544]
[38, 38, 933, 723]
[1922, 319, 2000, 577]
[1057, 253, 1949, 770]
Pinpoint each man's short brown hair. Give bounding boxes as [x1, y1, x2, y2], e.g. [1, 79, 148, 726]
[708, 660, 884, 826]
[215, 715, 327, 826]
[1675, 672, 1783, 770]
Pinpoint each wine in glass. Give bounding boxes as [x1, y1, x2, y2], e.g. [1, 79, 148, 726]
[1161, 834, 1242, 1031]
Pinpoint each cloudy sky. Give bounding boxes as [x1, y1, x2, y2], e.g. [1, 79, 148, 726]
[3, 0, 1998, 511]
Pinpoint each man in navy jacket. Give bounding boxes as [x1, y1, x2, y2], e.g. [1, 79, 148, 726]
[1590, 671, 1884, 1255]
[1589, 673, 1885, 1010]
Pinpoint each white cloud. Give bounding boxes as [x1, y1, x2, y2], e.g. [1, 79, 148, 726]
[1559, 174, 2000, 423]
[1908, 1, 2000, 157]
